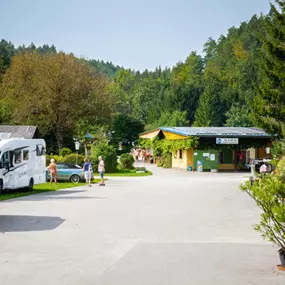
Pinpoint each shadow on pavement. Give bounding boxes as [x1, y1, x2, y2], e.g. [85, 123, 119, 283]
[0, 215, 65, 232]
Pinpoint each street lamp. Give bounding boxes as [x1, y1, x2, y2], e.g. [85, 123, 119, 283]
[265, 147, 271, 155]
[75, 141, 80, 165]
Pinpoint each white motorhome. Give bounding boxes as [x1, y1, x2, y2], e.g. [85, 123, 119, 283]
[0, 138, 46, 193]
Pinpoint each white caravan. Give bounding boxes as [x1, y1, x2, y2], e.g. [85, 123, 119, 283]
[0, 138, 46, 193]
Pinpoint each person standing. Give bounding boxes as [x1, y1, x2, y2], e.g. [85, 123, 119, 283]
[98, 156, 105, 186]
[260, 163, 268, 177]
[48, 158, 57, 188]
[83, 158, 92, 187]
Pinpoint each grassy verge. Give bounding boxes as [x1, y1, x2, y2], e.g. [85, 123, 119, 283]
[0, 179, 101, 201]
[100, 170, 153, 177]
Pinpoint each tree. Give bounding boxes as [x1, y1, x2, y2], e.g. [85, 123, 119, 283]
[89, 59, 122, 78]
[111, 69, 136, 115]
[253, 0, 285, 137]
[133, 77, 158, 124]
[193, 86, 221, 127]
[0, 52, 114, 150]
[146, 110, 189, 130]
[110, 114, 144, 151]
[225, 104, 254, 127]
[241, 158, 285, 256]
[0, 39, 15, 81]
[170, 52, 204, 124]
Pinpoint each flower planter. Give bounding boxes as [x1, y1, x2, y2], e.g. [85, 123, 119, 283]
[279, 249, 285, 267]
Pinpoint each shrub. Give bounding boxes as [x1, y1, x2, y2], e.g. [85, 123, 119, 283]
[46, 154, 64, 166]
[91, 144, 118, 173]
[136, 167, 146, 172]
[61, 154, 85, 166]
[119, 153, 135, 170]
[117, 167, 133, 173]
[157, 153, 172, 168]
[46, 154, 51, 166]
[60, 147, 72, 157]
[271, 140, 285, 161]
[240, 157, 285, 255]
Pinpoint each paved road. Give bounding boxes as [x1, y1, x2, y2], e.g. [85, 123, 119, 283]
[0, 166, 284, 285]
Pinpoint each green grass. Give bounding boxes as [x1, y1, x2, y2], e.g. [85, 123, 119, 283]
[0, 179, 101, 201]
[100, 170, 153, 177]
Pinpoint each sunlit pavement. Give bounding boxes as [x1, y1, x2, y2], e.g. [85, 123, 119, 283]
[0, 165, 284, 285]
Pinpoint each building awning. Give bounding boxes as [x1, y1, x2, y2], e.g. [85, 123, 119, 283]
[139, 127, 272, 140]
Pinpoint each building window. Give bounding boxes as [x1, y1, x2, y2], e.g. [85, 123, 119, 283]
[179, 149, 183, 159]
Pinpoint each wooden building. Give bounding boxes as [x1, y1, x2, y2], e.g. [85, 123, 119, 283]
[139, 127, 272, 171]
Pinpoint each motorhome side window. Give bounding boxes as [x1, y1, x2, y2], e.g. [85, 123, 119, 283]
[23, 150, 29, 161]
[0, 152, 3, 168]
[0, 151, 9, 168]
[14, 149, 22, 164]
[36, 144, 46, 156]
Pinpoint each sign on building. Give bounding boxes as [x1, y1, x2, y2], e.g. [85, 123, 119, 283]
[216, 138, 239, 145]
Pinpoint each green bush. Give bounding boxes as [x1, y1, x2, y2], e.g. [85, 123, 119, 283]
[119, 153, 135, 170]
[136, 167, 146, 172]
[277, 156, 285, 178]
[157, 153, 172, 168]
[46, 154, 51, 166]
[271, 140, 285, 160]
[240, 157, 285, 254]
[91, 144, 118, 173]
[60, 147, 72, 157]
[46, 154, 64, 166]
[117, 168, 133, 173]
[61, 154, 85, 166]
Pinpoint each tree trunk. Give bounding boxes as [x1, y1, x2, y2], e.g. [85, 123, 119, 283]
[55, 129, 64, 153]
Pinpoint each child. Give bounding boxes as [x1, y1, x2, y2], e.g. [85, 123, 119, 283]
[83, 158, 92, 187]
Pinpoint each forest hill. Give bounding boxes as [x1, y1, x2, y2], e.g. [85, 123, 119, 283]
[0, 1, 285, 152]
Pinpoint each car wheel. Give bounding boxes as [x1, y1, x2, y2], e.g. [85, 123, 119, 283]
[70, 174, 81, 183]
[0, 180, 3, 194]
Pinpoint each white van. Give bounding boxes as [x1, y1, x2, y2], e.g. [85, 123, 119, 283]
[0, 138, 46, 193]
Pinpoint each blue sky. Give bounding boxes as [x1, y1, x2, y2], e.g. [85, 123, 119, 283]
[1, 0, 271, 70]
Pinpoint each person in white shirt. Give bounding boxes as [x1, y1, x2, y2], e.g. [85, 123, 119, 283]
[98, 156, 105, 186]
[260, 163, 268, 175]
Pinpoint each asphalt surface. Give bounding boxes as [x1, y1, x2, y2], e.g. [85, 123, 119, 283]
[0, 165, 284, 285]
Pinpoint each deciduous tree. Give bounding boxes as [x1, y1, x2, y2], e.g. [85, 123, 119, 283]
[0, 52, 114, 150]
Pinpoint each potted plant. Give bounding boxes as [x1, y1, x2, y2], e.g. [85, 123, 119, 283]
[241, 157, 285, 268]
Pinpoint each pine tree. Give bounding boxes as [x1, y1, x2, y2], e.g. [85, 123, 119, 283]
[253, 0, 285, 137]
[192, 87, 220, 127]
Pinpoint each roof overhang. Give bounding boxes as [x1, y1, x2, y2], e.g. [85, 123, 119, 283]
[139, 127, 273, 140]
[139, 127, 189, 140]
[139, 129, 161, 139]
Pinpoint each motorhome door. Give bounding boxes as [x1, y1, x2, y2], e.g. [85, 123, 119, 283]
[0, 151, 15, 189]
